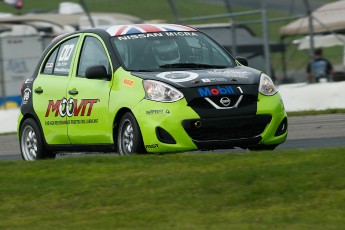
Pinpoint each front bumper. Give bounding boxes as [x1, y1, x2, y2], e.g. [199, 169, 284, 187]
[181, 115, 271, 149]
[133, 92, 287, 153]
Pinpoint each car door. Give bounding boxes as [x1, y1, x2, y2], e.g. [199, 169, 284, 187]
[67, 34, 114, 144]
[32, 36, 80, 144]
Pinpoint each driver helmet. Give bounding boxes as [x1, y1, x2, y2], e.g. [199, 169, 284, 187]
[153, 39, 180, 66]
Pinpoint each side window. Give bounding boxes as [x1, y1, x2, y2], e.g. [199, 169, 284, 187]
[42, 48, 59, 74]
[53, 37, 79, 76]
[77, 36, 110, 78]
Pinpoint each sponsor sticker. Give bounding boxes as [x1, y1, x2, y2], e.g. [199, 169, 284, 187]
[22, 88, 31, 104]
[198, 85, 244, 96]
[157, 71, 198, 83]
[146, 109, 170, 115]
[45, 119, 99, 126]
[45, 97, 98, 117]
[145, 144, 159, 149]
[117, 32, 198, 40]
[24, 78, 33, 84]
[45, 63, 54, 68]
[123, 78, 135, 87]
[207, 69, 251, 79]
[165, 32, 198, 37]
[198, 85, 235, 97]
[146, 109, 163, 115]
[201, 78, 227, 83]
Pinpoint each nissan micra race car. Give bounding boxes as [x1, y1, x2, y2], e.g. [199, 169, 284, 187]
[18, 24, 288, 160]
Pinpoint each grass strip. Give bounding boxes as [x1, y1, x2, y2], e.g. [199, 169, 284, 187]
[0, 148, 344, 229]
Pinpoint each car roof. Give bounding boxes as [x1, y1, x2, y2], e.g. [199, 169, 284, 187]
[100, 24, 197, 36]
[51, 24, 198, 42]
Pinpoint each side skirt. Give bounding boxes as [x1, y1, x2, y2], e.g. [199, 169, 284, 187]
[47, 144, 116, 153]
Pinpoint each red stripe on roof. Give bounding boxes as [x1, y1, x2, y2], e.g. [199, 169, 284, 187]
[172, 24, 196, 31]
[115, 26, 127, 36]
[136, 24, 161, 33]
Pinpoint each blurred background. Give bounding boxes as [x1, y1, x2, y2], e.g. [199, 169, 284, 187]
[1, 0, 345, 109]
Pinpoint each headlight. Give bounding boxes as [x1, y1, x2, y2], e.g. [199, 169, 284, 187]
[143, 80, 184, 102]
[259, 73, 277, 96]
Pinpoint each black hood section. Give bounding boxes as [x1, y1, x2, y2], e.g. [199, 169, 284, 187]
[132, 66, 261, 119]
[131, 66, 261, 88]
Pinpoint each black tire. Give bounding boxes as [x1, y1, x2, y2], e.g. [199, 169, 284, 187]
[19, 118, 56, 161]
[117, 113, 145, 155]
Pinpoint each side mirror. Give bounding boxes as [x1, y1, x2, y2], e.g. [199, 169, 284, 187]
[85, 65, 111, 80]
[235, 56, 248, 66]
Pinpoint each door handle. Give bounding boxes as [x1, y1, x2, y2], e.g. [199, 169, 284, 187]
[68, 89, 78, 95]
[34, 88, 43, 94]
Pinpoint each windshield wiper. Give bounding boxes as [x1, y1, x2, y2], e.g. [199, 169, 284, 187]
[159, 63, 228, 69]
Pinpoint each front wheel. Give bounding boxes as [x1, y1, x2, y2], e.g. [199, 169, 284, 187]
[117, 113, 145, 155]
[19, 118, 55, 161]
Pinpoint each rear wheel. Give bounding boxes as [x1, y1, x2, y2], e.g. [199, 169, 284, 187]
[117, 113, 145, 155]
[20, 118, 55, 161]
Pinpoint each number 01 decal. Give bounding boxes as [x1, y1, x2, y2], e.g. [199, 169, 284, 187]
[58, 44, 75, 62]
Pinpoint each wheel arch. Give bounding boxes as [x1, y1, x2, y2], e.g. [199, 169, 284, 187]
[19, 113, 50, 149]
[19, 113, 38, 134]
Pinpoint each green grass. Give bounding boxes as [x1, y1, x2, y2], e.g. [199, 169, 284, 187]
[1, 148, 344, 229]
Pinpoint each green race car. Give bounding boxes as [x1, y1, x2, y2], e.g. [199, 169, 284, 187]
[18, 24, 288, 160]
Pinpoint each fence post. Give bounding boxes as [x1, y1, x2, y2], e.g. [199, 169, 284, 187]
[261, 0, 271, 76]
[223, 0, 237, 56]
[303, 0, 315, 83]
[0, 39, 6, 109]
[167, 0, 181, 23]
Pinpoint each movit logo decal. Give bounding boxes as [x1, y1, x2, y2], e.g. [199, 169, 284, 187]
[45, 98, 98, 117]
[157, 71, 198, 82]
[198, 86, 235, 97]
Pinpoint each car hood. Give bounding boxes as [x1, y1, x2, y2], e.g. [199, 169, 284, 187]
[131, 66, 262, 88]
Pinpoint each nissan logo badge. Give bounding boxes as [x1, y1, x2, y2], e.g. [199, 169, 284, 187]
[220, 97, 231, 106]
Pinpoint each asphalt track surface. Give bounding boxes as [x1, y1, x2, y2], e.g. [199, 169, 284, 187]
[1, 114, 344, 161]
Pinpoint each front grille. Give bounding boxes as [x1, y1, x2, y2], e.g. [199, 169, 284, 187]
[188, 95, 257, 109]
[182, 115, 272, 141]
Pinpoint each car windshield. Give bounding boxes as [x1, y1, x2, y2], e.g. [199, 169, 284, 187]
[111, 31, 236, 71]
